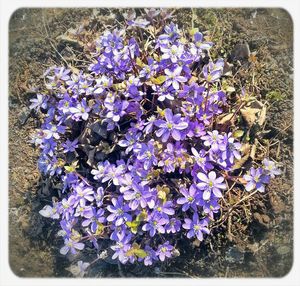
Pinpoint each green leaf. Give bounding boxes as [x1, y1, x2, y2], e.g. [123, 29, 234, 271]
[136, 57, 144, 67]
[134, 249, 147, 258]
[226, 86, 235, 93]
[126, 220, 140, 234]
[150, 75, 166, 85]
[189, 28, 199, 36]
[233, 130, 244, 138]
[125, 243, 147, 258]
[64, 161, 78, 173]
[112, 82, 126, 90]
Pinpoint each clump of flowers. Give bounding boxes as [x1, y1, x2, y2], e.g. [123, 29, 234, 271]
[30, 9, 281, 268]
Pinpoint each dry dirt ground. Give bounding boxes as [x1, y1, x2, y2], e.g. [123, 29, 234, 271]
[9, 8, 293, 277]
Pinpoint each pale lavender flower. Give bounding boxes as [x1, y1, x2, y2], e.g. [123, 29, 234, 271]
[123, 184, 154, 210]
[39, 203, 60, 219]
[155, 108, 188, 142]
[191, 147, 213, 172]
[62, 139, 78, 153]
[136, 140, 157, 170]
[165, 218, 181, 233]
[111, 234, 132, 264]
[182, 213, 210, 241]
[71, 182, 94, 206]
[118, 131, 141, 154]
[243, 167, 270, 192]
[201, 130, 224, 152]
[161, 44, 184, 63]
[144, 115, 157, 134]
[197, 171, 226, 200]
[177, 184, 199, 211]
[110, 224, 128, 242]
[82, 207, 106, 232]
[142, 214, 168, 237]
[29, 93, 48, 110]
[262, 159, 281, 178]
[60, 238, 85, 255]
[94, 187, 104, 207]
[143, 245, 158, 266]
[107, 196, 132, 226]
[156, 241, 173, 261]
[69, 98, 91, 121]
[164, 66, 187, 90]
[106, 100, 129, 122]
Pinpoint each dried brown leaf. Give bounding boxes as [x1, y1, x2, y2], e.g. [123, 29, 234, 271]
[240, 107, 260, 127]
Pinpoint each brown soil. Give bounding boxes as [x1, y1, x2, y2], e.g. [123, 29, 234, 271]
[9, 8, 293, 277]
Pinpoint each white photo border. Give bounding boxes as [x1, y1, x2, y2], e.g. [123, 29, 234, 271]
[1, 1, 298, 286]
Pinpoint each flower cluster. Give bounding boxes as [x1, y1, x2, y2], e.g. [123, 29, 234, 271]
[31, 10, 281, 267]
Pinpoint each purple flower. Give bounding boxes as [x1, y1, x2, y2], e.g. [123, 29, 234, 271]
[58, 219, 73, 239]
[43, 123, 66, 140]
[152, 84, 175, 102]
[136, 140, 157, 170]
[201, 130, 224, 152]
[62, 138, 78, 153]
[220, 132, 241, 164]
[69, 98, 91, 121]
[123, 184, 155, 210]
[143, 245, 158, 266]
[153, 200, 175, 218]
[119, 173, 135, 193]
[82, 207, 106, 232]
[139, 58, 158, 80]
[158, 22, 180, 42]
[101, 163, 126, 186]
[164, 66, 187, 90]
[182, 213, 210, 241]
[118, 131, 141, 154]
[91, 161, 110, 181]
[110, 224, 128, 241]
[46, 67, 70, 88]
[193, 32, 213, 51]
[94, 187, 104, 207]
[60, 238, 85, 255]
[177, 184, 199, 211]
[243, 167, 270, 192]
[111, 234, 132, 264]
[156, 241, 173, 261]
[74, 202, 91, 218]
[165, 218, 181, 233]
[107, 196, 132, 226]
[60, 197, 75, 221]
[161, 44, 184, 63]
[155, 108, 188, 142]
[197, 171, 226, 200]
[106, 100, 129, 122]
[262, 159, 281, 178]
[203, 59, 224, 83]
[71, 182, 94, 206]
[94, 75, 113, 94]
[99, 30, 124, 55]
[186, 121, 206, 138]
[143, 115, 157, 134]
[142, 213, 168, 237]
[29, 93, 48, 110]
[191, 147, 213, 172]
[40, 138, 57, 157]
[39, 203, 60, 219]
[199, 195, 220, 220]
